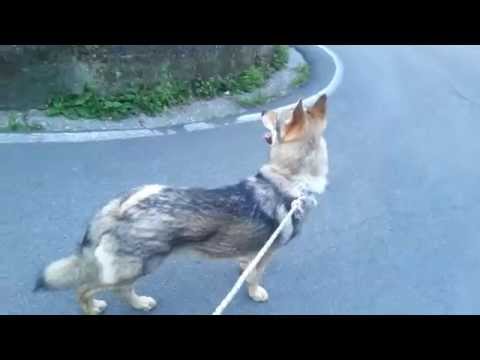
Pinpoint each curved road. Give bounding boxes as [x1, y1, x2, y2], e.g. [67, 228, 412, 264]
[2, 46, 480, 314]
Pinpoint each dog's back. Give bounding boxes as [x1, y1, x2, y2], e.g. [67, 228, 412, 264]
[88, 172, 300, 261]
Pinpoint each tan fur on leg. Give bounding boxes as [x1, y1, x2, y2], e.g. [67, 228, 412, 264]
[77, 285, 108, 315]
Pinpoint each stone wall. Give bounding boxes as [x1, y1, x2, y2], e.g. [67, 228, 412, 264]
[0, 45, 274, 110]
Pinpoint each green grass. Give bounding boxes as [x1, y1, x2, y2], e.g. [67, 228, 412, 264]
[190, 67, 267, 99]
[47, 79, 193, 120]
[0, 113, 44, 133]
[292, 64, 310, 87]
[234, 66, 267, 92]
[46, 45, 291, 120]
[271, 45, 289, 71]
[237, 93, 272, 108]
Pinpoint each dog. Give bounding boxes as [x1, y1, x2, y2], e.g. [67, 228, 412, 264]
[34, 94, 330, 315]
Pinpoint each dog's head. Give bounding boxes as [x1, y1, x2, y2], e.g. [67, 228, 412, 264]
[261, 94, 328, 180]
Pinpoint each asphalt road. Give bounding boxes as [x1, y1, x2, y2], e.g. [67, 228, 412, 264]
[2, 45, 480, 315]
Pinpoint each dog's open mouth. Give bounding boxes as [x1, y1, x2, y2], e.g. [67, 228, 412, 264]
[264, 132, 272, 145]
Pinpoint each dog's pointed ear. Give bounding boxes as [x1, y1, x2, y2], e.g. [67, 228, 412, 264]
[261, 110, 277, 131]
[283, 100, 306, 142]
[309, 94, 327, 119]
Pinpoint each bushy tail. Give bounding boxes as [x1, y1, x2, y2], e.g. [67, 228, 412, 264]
[34, 254, 85, 292]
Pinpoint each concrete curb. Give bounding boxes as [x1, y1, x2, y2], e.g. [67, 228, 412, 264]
[0, 45, 343, 144]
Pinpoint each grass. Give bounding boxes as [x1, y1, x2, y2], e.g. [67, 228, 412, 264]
[237, 93, 272, 108]
[292, 64, 310, 87]
[271, 45, 289, 71]
[47, 79, 193, 120]
[46, 45, 291, 120]
[0, 113, 44, 133]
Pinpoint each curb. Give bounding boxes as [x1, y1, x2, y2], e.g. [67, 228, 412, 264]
[0, 46, 343, 144]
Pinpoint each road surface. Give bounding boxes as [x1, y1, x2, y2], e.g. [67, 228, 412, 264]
[2, 45, 480, 314]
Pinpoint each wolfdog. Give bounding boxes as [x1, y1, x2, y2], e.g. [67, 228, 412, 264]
[35, 94, 329, 314]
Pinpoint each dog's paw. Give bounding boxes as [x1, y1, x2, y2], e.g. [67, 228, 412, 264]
[86, 299, 108, 315]
[248, 286, 269, 302]
[132, 296, 157, 311]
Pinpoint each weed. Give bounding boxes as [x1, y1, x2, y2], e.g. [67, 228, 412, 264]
[292, 64, 310, 87]
[1, 113, 44, 132]
[238, 93, 271, 107]
[271, 45, 289, 71]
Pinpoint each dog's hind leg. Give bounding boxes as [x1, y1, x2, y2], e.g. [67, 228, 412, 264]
[114, 284, 157, 312]
[77, 284, 109, 315]
[75, 255, 144, 315]
[111, 254, 167, 312]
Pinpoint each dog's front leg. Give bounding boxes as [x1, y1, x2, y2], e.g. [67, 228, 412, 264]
[239, 251, 273, 302]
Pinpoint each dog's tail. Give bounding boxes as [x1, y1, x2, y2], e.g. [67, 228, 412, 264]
[34, 254, 86, 292]
[34, 232, 92, 292]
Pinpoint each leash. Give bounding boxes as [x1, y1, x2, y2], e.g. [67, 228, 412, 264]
[212, 196, 306, 315]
